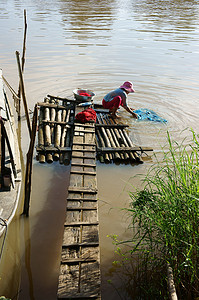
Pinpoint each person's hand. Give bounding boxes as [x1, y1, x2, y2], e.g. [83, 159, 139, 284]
[131, 111, 138, 119]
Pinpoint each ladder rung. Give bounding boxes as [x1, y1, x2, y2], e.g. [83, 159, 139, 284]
[61, 258, 97, 264]
[68, 187, 98, 194]
[70, 170, 96, 176]
[67, 206, 97, 211]
[64, 221, 99, 226]
[71, 154, 96, 159]
[72, 148, 95, 152]
[71, 162, 96, 167]
[67, 197, 97, 202]
[62, 242, 99, 247]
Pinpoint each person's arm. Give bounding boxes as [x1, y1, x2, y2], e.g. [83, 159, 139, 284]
[123, 105, 138, 118]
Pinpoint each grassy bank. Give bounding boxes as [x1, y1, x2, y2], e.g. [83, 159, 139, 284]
[110, 130, 199, 299]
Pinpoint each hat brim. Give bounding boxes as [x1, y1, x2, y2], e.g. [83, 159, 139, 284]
[120, 85, 135, 93]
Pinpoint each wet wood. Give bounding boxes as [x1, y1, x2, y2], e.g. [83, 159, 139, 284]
[167, 264, 178, 300]
[23, 105, 38, 216]
[36, 98, 152, 165]
[44, 98, 53, 163]
[57, 122, 101, 299]
[38, 107, 45, 163]
[15, 50, 31, 136]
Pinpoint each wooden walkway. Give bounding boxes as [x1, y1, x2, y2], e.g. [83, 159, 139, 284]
[34, 95, 153, 299]
[57, 123, 101, 299]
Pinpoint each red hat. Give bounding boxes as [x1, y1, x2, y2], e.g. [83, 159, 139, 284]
[120, 81, 135, 93]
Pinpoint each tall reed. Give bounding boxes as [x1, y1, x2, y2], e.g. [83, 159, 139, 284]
[111, 130, 199, 299]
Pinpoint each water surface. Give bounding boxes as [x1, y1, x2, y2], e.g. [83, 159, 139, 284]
[0, 0, 199, 299]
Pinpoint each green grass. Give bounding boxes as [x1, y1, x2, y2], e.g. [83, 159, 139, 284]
[110, 130, 199, 299]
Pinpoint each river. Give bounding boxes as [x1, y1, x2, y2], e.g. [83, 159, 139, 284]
[0, 0, 199, 299]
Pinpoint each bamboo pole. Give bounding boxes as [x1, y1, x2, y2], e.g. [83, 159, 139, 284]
[96, 127, 110, 163]
[44, 98, 53, 163]
[54, 109, 62, 161]
[109, 117, 129, 161]
[63, 127, 71, 165]
[167, 263, 178, 300]
[16, 51, 31, 137]
[96, 114, 113, 162]
[38, 108, 45, 163]
[23, 105, 38, 216]
[100, 113, 121, 163]
[95, 136, 104, 163]
[122, 129, 143, 163]
[50, 99, 56, 145]
[63, 104, 74, 165]
[104, 114, 125, 161]
[17, 9, 27, 120]
[118, 129, 135, 163]
[60, 109, 70, 164]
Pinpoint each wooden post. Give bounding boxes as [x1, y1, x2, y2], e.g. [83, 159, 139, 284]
[16, 51, 31, 137]
[44, 98, 53, 163]
[17, 9, 28, 120]
[167, 263, 178, 300]
[50, 99, 56, 144]
[53, 109, 62, 161]
[60, 109, 70, 164]
[23, 105, 38, 216]
[38, 108, 45, 163]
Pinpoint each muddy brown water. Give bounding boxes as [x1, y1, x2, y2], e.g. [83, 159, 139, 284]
[0, 0, 199, 299]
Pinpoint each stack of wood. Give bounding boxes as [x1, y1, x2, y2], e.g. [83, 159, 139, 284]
[36, 95, 75, 165]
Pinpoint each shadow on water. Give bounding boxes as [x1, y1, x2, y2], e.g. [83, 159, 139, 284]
[18, 162, 70, 300]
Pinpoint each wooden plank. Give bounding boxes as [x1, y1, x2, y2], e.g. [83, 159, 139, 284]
[64, 222, 99, 226]
[74, 123, 95, 128]
[75, 129, 95, 134]
[67, 207, 97, 211]
[47, 94, 76, 103]
[42, 120, 71, 126]
[61, 258, 97, 264]
[71, 154, 96, 159]
[72, 148, 96, 153]
[36, 146, 71, 153]
[73, 142, 96, 146]
[70, 170, 96, 176]
[67, 197, 97, 202]
[37, 102, 73, 110]
[62, 242, 99, 248]
[71, 162, 96, 167]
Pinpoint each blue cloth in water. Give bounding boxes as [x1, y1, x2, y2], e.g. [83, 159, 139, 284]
[133, 108, 167, 123]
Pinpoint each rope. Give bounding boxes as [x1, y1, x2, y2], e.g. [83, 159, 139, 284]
[0, 217, 8, 261]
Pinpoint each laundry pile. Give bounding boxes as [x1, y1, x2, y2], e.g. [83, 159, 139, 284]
[133, 108, 167, 123]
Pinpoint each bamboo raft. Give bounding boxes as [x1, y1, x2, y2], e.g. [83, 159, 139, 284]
[36, 97, 153, 165]
[35, 95, 153, 299]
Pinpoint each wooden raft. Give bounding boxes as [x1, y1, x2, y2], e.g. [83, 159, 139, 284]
[35, 98, 153, 166]
[36, 95, 75, 164]
[94, 109, 153, 164]
[57, 123, 101, 299]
